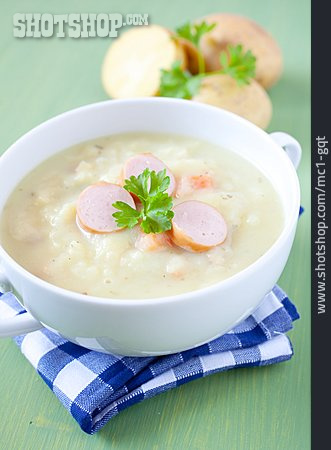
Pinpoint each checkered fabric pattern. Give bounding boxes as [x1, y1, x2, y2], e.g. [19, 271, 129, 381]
[0, 285, 299, 434]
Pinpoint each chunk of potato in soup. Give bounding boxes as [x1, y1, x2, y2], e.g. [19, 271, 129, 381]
[0, 133, 283, 299]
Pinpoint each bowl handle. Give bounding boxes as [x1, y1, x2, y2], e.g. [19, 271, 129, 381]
[0, 266, 42, 338]
[269, 132, 302, 170]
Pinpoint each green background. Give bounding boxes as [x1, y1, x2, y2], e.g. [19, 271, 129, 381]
[0, 0, 310, 449]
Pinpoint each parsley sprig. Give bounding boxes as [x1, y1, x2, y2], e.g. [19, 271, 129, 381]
[160, 21, 256, 100]
[219, 45, 256, 86]
[175, 21, 216, 74]
[176, 21, 216, 48]
[159, 61, 201, 99]
[112, 169, 174, 234]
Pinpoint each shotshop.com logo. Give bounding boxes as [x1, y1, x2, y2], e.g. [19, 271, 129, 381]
[13, 13, 149, 38]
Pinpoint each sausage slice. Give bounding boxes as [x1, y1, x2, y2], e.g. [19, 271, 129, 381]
[170, 200, 227, 252]
[123, 153, 176, 196]
[76, 182, 135, 233]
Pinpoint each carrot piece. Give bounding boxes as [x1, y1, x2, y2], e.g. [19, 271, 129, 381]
[189, 175, 214, 189]
[134, 231, 172, 252]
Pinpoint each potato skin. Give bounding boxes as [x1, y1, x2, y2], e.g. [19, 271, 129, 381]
[101, 25, 187, 98]
[176, 37, 200, 75]
[192, 74, 272, 129]
[199, 13, 283, 89]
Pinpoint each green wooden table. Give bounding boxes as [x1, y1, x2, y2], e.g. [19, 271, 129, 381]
[0, 1, 310, 449]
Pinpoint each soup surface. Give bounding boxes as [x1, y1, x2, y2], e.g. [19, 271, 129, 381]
[0, 133, 283, 299]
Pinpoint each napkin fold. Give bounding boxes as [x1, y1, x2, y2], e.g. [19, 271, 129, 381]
[0, 286, 299, 434]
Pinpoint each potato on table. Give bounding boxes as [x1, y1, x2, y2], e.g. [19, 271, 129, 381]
[101, 25, 187, 98]
[192, 74, 272, 129]
[199, 13, 283, 89]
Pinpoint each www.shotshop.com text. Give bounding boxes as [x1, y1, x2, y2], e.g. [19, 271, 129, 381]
[315, 136, 328, 314]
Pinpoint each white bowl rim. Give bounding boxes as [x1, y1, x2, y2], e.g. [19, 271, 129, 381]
[0, 97, 301, 307]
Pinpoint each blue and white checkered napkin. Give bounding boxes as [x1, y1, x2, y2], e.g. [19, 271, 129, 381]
[0, 285, 299, 434]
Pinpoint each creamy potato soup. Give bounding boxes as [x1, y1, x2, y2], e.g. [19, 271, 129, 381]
[0, 133, 283, 299]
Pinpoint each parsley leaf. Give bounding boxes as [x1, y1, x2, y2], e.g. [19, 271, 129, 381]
[141, 193, 174, 234]
[124, 169, 150, 201]
[112, 202, 141, 229]
[175, 21, 216, 48]
[149, 169, 170, 195]
[112, 169, 174, 234]
[159, 62, 201, 99]
[219, 44, 256, 85]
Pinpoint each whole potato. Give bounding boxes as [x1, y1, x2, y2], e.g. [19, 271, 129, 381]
[192, 74, 272, 129]
[199, 14, 283, 89]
